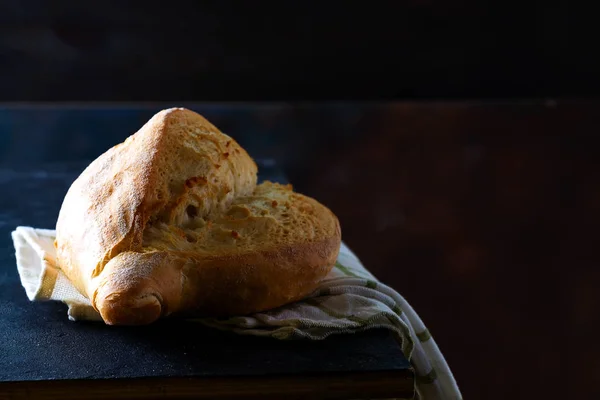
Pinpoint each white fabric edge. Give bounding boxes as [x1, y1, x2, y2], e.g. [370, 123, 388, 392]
[12, 227, 49, 301]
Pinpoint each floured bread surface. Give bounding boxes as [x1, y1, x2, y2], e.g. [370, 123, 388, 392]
[55, 108, 341, 325]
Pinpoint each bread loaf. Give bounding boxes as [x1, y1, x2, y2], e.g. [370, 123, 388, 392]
[55, 108, 341, 325]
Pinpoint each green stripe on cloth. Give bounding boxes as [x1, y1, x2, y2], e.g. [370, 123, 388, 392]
[334, 261, 360, 278]
[366, 280, 378, 289]
[416, 329, 431, 342]
[305, 298, 347, 320]
[416, 368, 438, 384]
[309, 301, 399, 329]
[305, 298, 368, 325]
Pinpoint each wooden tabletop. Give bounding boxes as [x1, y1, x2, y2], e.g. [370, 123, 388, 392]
[0, 159, 414, 400]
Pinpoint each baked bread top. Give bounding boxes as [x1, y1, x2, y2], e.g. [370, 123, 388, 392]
[55, 108, 341, 325]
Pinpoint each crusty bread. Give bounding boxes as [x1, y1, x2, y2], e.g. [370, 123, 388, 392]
[55, 108, 341, 325]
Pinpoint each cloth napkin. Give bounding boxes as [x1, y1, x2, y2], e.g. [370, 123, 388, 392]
[12, 226, 462, 400]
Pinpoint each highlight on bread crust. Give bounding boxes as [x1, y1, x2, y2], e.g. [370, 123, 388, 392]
[54, 108, 341, 325]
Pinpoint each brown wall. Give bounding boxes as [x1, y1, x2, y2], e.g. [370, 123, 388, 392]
[289, 101, 600, 399]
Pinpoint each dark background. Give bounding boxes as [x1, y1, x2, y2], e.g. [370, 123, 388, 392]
[1, 1, 597, 101]
[1, 2, 599, 399]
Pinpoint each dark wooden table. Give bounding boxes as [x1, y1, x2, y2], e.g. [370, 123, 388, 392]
[0, 159, 414, 400]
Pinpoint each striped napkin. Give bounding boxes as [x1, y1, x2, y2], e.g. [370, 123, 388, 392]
[12, 226, 462, 400]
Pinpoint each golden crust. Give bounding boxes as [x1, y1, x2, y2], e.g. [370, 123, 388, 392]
[55, 108, 341, 325]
